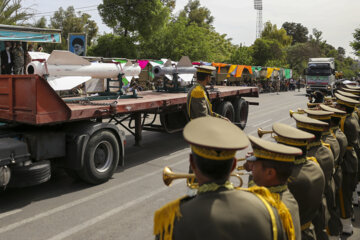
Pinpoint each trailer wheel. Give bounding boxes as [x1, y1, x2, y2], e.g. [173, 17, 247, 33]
[78, 130, 119, 185]
[8, 160, 51, 188]
[233, 98, 248, 130]
[216, 101, 235, 122]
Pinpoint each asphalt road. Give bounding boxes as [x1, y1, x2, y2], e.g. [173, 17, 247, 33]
[0, 89, 359, 240]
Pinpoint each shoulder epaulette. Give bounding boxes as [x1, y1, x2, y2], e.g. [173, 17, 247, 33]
[306, 156, 319, 164]
[191, 86, 206, 99]
[242, 186, 295, 240]
[154, 196, 189, 240]
[320, 141, 331, 150]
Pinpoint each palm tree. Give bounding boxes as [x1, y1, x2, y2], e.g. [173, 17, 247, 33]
[0, 0, 33, 25]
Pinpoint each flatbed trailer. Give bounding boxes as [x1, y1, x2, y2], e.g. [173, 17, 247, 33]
[0, 75, 258, 188]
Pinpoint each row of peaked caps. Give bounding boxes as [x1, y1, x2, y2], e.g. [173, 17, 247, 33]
[288, 85, 360, 133]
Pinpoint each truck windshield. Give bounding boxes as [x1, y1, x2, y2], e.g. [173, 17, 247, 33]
[308, 63, 332, 76]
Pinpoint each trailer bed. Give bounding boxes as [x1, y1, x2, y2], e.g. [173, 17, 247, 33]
[0, 75, 258, 125]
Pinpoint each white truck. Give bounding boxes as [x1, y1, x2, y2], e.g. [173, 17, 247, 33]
[304, 58, 336, 95]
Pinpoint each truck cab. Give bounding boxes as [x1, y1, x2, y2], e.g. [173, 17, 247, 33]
[304, 58, 336, 95]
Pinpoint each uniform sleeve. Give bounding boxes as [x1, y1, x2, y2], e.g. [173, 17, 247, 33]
[344, 118, 358, 146]
[190, 97, 210, 119]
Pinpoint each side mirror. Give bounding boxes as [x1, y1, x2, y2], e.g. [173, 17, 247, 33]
[332, 69, 336, 74]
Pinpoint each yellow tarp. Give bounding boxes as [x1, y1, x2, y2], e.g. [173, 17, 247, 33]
[266, 67, 280, 78]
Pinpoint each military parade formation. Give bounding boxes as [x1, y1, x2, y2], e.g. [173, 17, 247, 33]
[153, 66, 360, 240]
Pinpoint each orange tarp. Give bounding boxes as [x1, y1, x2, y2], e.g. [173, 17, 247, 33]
[212, 63, 228, 73]
[226, 65, 253, 78]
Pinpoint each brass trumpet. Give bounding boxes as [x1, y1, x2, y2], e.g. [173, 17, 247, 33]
[257, 128, 274, 138]
[163, 166, 244, 188]
[289, 109, 305, 117]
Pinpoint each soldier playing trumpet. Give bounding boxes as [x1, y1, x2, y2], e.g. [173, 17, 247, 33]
[154, 117, 288, 240]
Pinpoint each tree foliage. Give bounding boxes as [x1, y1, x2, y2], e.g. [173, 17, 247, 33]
[261, 21, 292, 47]
[282, 22, 308, 45]
[139, 17, 233, 62]
[229, 45, 253, 65]
[0, 0, 32, 25]
[50, 6, 98, 48]
[98, 0, 170, 38]
[178, 0, 214, 28]
[252, 38, 284, 66]
[87, 34, 138, 58]
[350, 27, 360, 57]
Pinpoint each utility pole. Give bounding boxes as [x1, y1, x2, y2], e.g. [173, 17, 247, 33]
[254, 0, 263, 39]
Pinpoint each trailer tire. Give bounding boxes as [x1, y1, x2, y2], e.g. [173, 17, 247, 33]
[216, 101, 235, 122]
[233, 98, 248, 129]
[8, 160, 51, 188]
[78, 130, 119, 185]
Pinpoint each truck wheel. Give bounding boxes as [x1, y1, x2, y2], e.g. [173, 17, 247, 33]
[233, 98, 248, 130]
[216, 101, 235, 122]
[78, 130, 119, 185]
[8, 160, 51, 188]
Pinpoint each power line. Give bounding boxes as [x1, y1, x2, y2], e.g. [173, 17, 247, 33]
[33, 4, 99, 16]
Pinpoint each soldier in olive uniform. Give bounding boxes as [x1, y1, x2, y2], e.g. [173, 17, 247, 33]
[12, 42, 24, 74]
[318, 104, 348, 239]
[270, 122, 326, 240]
[337, 88, 360, 206]
[291, 112, 334, 240]
[186, 66, 225, 120]
[334, 93, 360, 234]
[303, 109, 345, 239]
[246, 134, 302, 240]
[154, 117, 286, 240]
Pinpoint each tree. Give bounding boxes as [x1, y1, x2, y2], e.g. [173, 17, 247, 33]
[0, 0, 33, 25]
[229, 45, 253, 65]
[87, 34, 138, 58]
[98, 0, 170, 38]
[178, 0, 214, 28]
[350, 27, 360, 57]
[286, 42, 321, 76]
[261, 21, 292, 47]
[32, 16, 47, 28]
[49, 6, 98, 49]
[282, 22, 308, 45]
[252, 38, 284, 66]
[139, 17, 234, 62]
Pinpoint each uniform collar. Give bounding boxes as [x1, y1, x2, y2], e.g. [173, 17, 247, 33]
[197, 181, 234, 194]
[267, 184, 288, 193]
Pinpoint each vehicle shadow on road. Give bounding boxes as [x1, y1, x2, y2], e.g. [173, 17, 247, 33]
[118, 131, 187, 171]
[0, 131, 187, 213]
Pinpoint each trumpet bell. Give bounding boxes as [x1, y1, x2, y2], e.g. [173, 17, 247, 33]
[162, 166, 245, 188]
[257, 128, 274, 138]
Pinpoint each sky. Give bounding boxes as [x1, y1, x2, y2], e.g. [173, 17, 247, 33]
[23, 0, 360, 58]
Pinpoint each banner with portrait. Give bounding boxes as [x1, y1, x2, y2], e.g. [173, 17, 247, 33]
[68, 33, 87, 56]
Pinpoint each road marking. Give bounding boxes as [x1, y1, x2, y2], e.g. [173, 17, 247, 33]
[0, 155, 189, 234]
[252, 119, 272, 127]
[0, 209, 22, 220]
[47, 181, 182, 240]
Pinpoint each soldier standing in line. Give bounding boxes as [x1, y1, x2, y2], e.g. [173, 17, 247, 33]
[269, 122, 326, 240]
[337, 88, 360, 206]
[154, 117, 287, 240]
[319, 104, 348, 238]
[12, 42, 24, 74]
[334, 93, 360, 235]
[291, 112, 334, 240]
[245, 135, 302, 240]
[186, 65, 227, 120]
